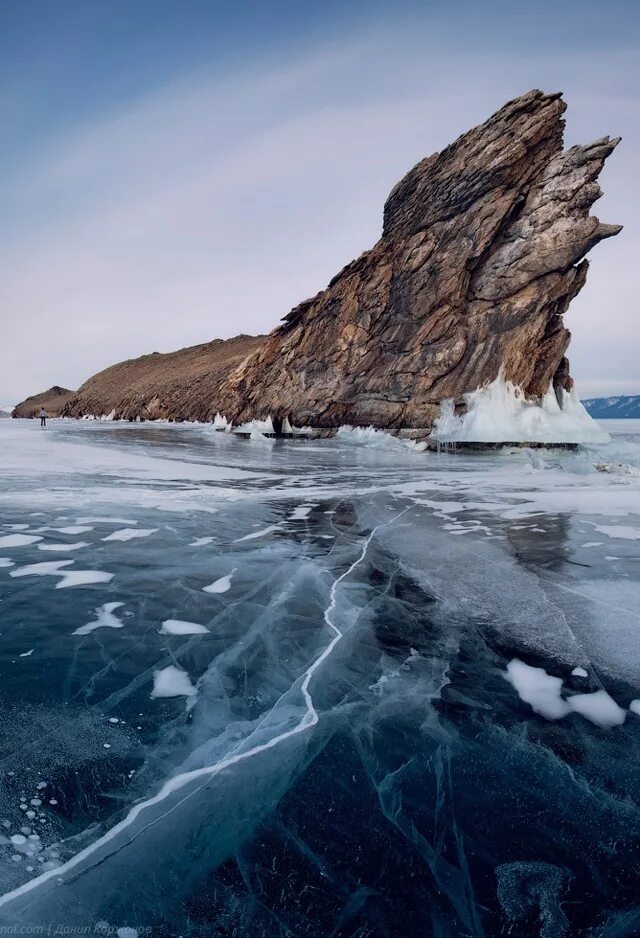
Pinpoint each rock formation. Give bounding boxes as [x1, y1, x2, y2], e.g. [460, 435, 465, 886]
[15, 90, 620, 431]
[12, 386, 75, 418]
[58, 335, 264, 421]
[224, 90, 620, 429]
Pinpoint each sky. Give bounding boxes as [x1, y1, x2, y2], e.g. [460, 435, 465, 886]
[1, 0, 639, 406]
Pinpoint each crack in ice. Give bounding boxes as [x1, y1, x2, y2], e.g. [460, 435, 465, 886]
[0, 505, 409, 910]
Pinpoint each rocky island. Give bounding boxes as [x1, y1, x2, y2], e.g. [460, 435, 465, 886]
[15, 90, 621, 435]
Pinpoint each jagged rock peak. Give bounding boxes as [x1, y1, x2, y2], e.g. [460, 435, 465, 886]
[224, 89, 621, 430]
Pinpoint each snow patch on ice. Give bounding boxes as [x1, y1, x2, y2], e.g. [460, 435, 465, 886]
[203, 569, 236, 594]
[76, 517, 137, 525]
[567, 690, 626, 728]
[10, 560, 75, 579]
[433, 375, 610, 444]
[159, 619, 208, 635]
[150, 665, 197, 698]
[506, 660, 627, 728]
[0, 534, 42, 548]
[73, 602, 125, 635]
[289, 504, 315, 521]
[629, 700, 640, 716]
[593, 524, 640, 541]
[505, 660, 568, 720]
[102, 528, 158, 542]
[571, 667, 588, 678]
[37, 541, 90, 552]
[56, 570, 114, 589]
[234, 524, 282, 542]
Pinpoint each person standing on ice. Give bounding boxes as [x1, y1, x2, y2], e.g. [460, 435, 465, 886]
[39, 408, 47, 427]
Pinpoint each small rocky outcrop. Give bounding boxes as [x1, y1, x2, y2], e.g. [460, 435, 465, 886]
[12, 386, 75, 418]
[58, 335, 264, 421]
[224, 90, 621, 429]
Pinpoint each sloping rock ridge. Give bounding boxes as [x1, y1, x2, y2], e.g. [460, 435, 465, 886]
[58, 335, 265, 421]
[16, 90, 620, 429]
[224, 89, 621, 430]
[12, 386, 75, 418]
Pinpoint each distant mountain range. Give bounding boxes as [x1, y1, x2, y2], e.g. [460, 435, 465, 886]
[581, 395, 640, 418]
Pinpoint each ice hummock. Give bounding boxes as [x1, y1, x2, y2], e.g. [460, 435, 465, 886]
[432, 373, 610, 444]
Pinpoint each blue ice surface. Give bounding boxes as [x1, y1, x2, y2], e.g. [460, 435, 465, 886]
[0, 417, 639, 935]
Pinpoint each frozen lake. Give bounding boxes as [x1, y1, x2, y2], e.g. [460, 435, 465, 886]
[0, 418, 639, 936]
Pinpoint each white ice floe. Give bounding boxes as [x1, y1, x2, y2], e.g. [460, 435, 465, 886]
[54, 526, 93, 535]
[189, 536, 214, 547]
[571, 667, 588, 678]
[159, 619, 208, 635]
[629, 700, 640, 716]
[432, 374, 610, 444]
[150, 665, 197, 698]
[0, 534, 42, 548]
[202, 569, 236, 594]
[102, 528, 158, 542]
[19, 650, 34, 658]
[37, 542, 90, 552]
[0, 558, 14, 568]
[73, 602, 125, 635]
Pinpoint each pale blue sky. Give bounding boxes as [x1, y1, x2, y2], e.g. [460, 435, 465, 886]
[2, 0, 639, 403]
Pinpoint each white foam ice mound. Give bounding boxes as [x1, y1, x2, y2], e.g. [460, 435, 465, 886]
[233, 416, 275, 439]
[232, 415, 313, 438]
[212, 412, 229, 430]
[336, 426, 428, 452]
[432, 373, 610, 444]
